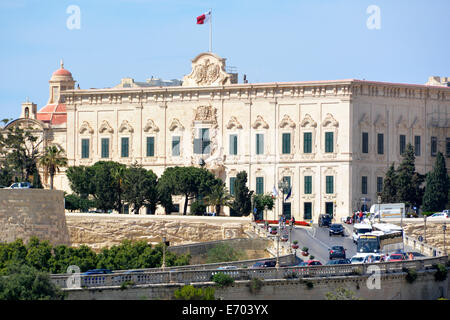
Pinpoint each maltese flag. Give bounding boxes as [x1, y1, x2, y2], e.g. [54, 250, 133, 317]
[197, 11, 211, 24]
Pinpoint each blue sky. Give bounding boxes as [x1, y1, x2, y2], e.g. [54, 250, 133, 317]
[0, 0, 449, 120]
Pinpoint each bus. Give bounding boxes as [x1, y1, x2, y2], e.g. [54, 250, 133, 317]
[356, 229, 403, 254]
[352, 223, 374, 243]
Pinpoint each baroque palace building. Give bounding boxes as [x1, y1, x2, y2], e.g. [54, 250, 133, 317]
[5, 53, 450, 222]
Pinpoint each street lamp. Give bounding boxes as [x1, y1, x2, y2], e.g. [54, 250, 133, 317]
[377, 195, 381, 223]
[275, 220, 280, 269]
[278, 179, 289, 220]
[162, 236, 167, 270]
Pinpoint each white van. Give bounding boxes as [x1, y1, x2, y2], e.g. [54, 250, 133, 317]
[352, 223, 373, 243]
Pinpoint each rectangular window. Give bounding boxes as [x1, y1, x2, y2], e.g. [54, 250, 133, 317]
[362, 176, 368, 195]
[194, 128, 210, 154]
[431, 136, 437, 157]
[172, 136, 180, 156]
[414, 136, 421, 157]
[377, 133, 384, 155]
[304, 175, 312, 194]
[282, 133, 291, 154]
[101, 138, 109, 158]
[325, 176, 334, 194]
[303, 132, 312, 153]
[229, 134, 238, 155]
[325, 132, 334, 153]
[229, 177, 236, 196]
[377, 177, 383, 193]
[81, 139, 89, 159]
[362, 132, 369, 153]
[146, 136, 155, 157]
[256, 177, 264, 195]
[304, 202, 312, 220]
[256, 134, 264, 155]
[282, 203, 291, 220]
[283, 176, 291, 189]
[121, 137, 129, 158]
[447, 138, 450, 157]
[325, 202, 334, 217]
[400, 134, 406, 155]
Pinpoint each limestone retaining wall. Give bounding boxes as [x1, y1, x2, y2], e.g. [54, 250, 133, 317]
[0, 189, 70, 246]
[65, 213, 253, 251]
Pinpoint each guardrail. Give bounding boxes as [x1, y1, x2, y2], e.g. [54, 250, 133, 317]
[51, 255, 448, 290]
[404, 235, 447, 257]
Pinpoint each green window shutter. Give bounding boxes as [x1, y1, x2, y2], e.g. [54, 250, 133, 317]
[229, 134, 238, 155]
[377, 177, 383, 193]
[101, 138, 109, 158]
[282, 133, 291, 154]
[229, 177, 236, 196]
[256, 134, 264, 155]
[81, 139, 89, 159]
[147, 137, 155, 157]
[414, 136, 421, 156]
[326, 176, 334, 194]
[303, 132, 312, 153]
[362, 176, 368, 194]
[400, 135, 406, 155]
[304, 175, 312, 194]
[325, 132, 334, 153]
[256, 177, 264, 194]
[362, 132, 368, 153]
[377, 133, 384, 155]
[304, 202, 312, 220]
[121, 137, 129, 158]
[172, 136, 180, 156]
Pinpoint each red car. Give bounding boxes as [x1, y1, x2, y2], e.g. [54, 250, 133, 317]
[387, 253, 404, 262]
[306, 260, 322, 266]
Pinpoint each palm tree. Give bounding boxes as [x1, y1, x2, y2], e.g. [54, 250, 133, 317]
[203, 180, 233, 215]
[111, 165, 126, 213]
[39, 145, 68, 190]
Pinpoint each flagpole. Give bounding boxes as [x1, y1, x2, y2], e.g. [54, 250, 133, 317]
[209, 8, 212, 52]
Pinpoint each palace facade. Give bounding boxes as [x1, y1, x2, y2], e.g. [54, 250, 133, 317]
[6, 53, 450, 222]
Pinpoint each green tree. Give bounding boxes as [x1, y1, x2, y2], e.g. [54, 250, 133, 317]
[122, 163, 158, 214]
[231, 171, 253, 216]
[206, 243, 246, 263]
[380, 163, 398, 203]
[0, 263, 65, 300]
[203, 179, 233, 215]
[252, 193, 274, 219]
[92, 161, 126, 212]
[422, 152, 450, 212]
[39, 145, 68, 190]
[395, 144, 425, 212]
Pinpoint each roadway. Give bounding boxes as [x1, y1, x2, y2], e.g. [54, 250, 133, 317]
[289, 223, 420, 264]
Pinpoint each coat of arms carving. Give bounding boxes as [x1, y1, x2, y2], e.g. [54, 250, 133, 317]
[182, 52, 232, 87]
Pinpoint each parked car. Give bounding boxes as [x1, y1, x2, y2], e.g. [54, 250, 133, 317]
[387, 253, 405, 262]
[306, 260, 322, 266]
[82, 269, 113, 275]
[318, 214, 332, 227]
[8, 182, 31, 189]
[363, 254, 382, 263]
[329, 224, 345, 236]
[326, 259, 351, 265]
[329, 246, 346, 260]
[427, 212, 449, 219]
[350, 253, 372, 264]
[251, 260, 276, 268]
[217, 266, 238, 270]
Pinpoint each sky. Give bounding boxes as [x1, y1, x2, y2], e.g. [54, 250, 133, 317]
[0, 0, 449, 120]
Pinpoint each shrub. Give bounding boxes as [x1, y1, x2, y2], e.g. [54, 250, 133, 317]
[305, 280, 314, 289]
[405, 268, 418, 284]
[174, 285, 215, 300]
[206, 244, 245, 264]
[434, 264, 448, 282]
[248, 278, 263, 294]
[211, 273, 234, 288]
[302, 247, 309, 252]
[293, 240, 298, 245]
[120, 281, 135, 290]
[309, 255, 315, 260]
[190, 201, 206, 215]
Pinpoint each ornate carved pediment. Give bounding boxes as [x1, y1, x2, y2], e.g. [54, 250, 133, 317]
[373, 114, 386, 127]
[300, 114, 317, 128]
[193, 105, 217, 124]
[359, 113, 371, 128]
[169, 118, 184, 131]
[396, 115, 408, 129]
[226, 116, 243, 130]
[143, 119, 159, 133]
[118, 120, 134, 133]
[252, 115, 269, 129]
[79, 121, 94, 134]
[99, 120, 114, 134]
[182, 52, 232, 87]
[279, 114, 296, 129]
[322, 113, 339, 127]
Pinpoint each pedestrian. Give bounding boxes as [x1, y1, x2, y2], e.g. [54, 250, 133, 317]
[291, 216, 296, 226]
[409, 252, 414, 260]
[359, 211, 363, 222]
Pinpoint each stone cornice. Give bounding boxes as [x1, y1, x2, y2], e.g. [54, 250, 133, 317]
[62, 79, 450, 105]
